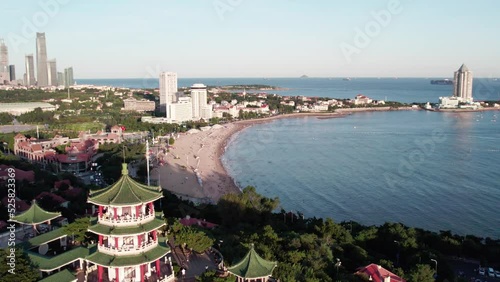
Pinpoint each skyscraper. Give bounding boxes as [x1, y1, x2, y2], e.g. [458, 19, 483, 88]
[190, 83, 209, 120]
[47, 59, 58, 86]
[159, 72, 178, 116]
[64, 67, 74, 87]
[36, 32, 49, 86]
[0, 39, 9, 84]
[57, 72, 64, 86]
[25, 54, 36, 86]
[9, 65, 15, 82]
[453, 64, 473, 101]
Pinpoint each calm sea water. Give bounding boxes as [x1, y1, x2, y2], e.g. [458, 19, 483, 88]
[223, 111, 500, 238]
[80, 77, 500, 237]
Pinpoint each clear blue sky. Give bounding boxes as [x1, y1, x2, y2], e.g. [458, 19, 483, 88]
[1, 0, 499, 79]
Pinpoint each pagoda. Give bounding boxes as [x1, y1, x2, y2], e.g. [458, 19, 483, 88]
[10, 200, 61, 234]
[85, 164, 173, 282]
[227, 244, 277, 282]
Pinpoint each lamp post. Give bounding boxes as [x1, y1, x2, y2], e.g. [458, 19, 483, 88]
[431, 259, 438, 279]
[394, 240, 400, 266]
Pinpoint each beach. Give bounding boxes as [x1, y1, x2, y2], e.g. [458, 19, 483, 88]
[153, 110, 413, 203]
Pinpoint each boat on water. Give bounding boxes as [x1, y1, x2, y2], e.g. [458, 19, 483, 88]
[343, 77, 351, 81]
[431, 79, 453, 85]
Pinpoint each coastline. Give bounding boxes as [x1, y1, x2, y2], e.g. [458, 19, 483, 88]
[155, 108, 421, 203]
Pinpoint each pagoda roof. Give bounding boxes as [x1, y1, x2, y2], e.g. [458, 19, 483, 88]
[88, 214, 165, 236]
[86, 241, 170, 267]
[88, 164, 162, 206]
[9, 201, 61, 225]
[227, 244, 277, 279]
[38, 269, 76, 282]
[28, 245, 92, 272]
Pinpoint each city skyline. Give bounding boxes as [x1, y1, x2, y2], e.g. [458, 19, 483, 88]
[1, 1, 500, 79]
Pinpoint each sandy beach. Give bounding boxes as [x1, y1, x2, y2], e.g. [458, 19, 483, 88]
[153, 110, 415, 203]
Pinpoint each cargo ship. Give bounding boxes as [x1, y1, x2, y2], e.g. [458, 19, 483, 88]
[430, 79, 453, 85]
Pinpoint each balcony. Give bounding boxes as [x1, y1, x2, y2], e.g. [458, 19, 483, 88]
[98, 212, 155, 226]
[98, 239, 158, 256]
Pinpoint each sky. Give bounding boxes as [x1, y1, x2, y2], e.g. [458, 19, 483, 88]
[1, 0, 499, 79]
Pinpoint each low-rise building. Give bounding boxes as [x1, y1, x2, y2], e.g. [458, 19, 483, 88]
[123, 98, 155, 112]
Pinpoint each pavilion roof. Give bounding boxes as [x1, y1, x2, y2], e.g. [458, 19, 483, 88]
[86, 241, 170, 267]
[88, 164, 162, 206]
[227, 244, 277, 279]
[87, 214, 165, 236]
[9, 201, 61, 225]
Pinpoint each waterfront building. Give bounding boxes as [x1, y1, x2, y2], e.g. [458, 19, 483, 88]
[123, 98, 156, 112]
[453, 64, 473, 101]
[353, 94, 373, 105]
[227, 244, 277, 282]
[167, 96, 193, 122]
[9, 65, 15, 82]
[47, 59, 58, 86]
[159, 72, 178, 115]
[64, 67, 74, 87]
[190, 83, 213, 120]
[36, 32, 49, 86]
[25, 54, 36, 86]
[0, 39, 9, 84]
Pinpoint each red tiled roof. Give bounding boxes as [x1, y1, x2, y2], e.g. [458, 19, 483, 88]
[31, 144, 43, 152]
[35, 192, 68, 205]
[356, 264, 405, 282]
[0, 165, 35, 183]
[54, 179, 72, 189]
[57, 153, 90, 163]
[14, 133, 25, 139]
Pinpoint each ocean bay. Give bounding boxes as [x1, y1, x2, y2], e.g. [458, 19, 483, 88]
[223, 110, 500, 238]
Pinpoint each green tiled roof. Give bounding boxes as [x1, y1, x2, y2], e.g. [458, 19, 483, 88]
[28, 245, 94, 272]
[38, 269, 76, 282]
[88, 215, 165, 236]
[20, 227, 67, 248]
[88, 164, 162, 206]
[9, 201, 61, 225]
[86, 241, 170, 267]
[227, 245, 277, 279]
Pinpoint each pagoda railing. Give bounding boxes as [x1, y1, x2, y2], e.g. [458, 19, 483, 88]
[98, 212, 155, 226]
[159, 272, 176, 282]
[98, 239, 158, 255]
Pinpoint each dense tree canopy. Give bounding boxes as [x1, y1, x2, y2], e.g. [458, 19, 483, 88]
[0, 248, 40, 282]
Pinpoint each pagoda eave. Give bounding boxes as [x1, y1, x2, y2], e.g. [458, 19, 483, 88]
[86, 242, 170, 267]
[87, 217, 166, 236]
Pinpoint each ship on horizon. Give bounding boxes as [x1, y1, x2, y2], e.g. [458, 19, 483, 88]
[431, 79, 453, 85]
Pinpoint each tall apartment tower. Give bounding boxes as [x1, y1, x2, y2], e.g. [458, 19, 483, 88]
[25, 54, 36, 86]
[64, 67, 74, 87]
[9, 65, 15, 81]
[0, 39, 9, 84]
[190, 83, 209, 120]
[159, 72, 178, 116]
[47, 59, 58, 86]
[453, 64, 473, 101]
[36, 32, 49, 86]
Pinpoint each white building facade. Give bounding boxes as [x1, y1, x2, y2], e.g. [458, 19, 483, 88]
[159, 72, 178, 115]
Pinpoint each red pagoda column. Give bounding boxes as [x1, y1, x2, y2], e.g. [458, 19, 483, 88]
[115, 268, 119, 282]
[136, 205, 141, 217]
[115, 237, 119, 249]
[153, 230, 157, 241]
[98, 205, 103, 218]
[98, 265, 103, 282]
[98, 235, 103, 246]
[140, 264, 145, 282]
[138, 234, 142, 247]
[113, 207, 118, 220]
[156, 259, 161, 277]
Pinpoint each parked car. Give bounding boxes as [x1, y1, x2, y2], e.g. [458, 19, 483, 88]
[487, 267, 495, 277]
[479, 267, 486, 276]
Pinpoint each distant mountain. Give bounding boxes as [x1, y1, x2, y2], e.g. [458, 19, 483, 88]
[300, 75, 309, 78]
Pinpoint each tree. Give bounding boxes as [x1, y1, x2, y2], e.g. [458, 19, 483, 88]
[172, 221, 214, 253]
[408, 264, 435, 282]
[63, 217, 93, 245]
[168, 137, 175, 145]
[0, 248, 40, 281]
[196, 270, 234, 282]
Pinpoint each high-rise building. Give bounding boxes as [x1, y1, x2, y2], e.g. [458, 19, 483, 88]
[36, 32, 49, 86]
[47, 59, 58, 86]
[453, 64, 473, 101]
[57, 72, 64, 86]
[64, 67, 74, 87]
[159, 72, 178, 115]
[25, 54, 36, 86]
[0, 39, 9, 84]
[190, 83, 210, 120]
[9, 65, 15, 81]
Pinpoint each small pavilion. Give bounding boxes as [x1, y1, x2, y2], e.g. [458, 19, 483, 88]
[9, 200, 61, 234]
[227, 244, 277, 282]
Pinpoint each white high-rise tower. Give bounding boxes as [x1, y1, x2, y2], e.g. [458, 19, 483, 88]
[36, 32, 49, 86]
[25, 54, 36, 86]
[0, 39, 9, 84]
[190, 83, 211, 120]
[159, 72, 178, 116]
[453, 64, 473, 101]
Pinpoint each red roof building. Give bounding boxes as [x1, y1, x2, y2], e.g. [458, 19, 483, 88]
[179, 216, 218, 229]
[355, 264, 405, 282]
[0, 165, 35, 183]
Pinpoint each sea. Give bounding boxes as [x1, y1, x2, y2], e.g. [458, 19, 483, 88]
[79, 77, 500, 238]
